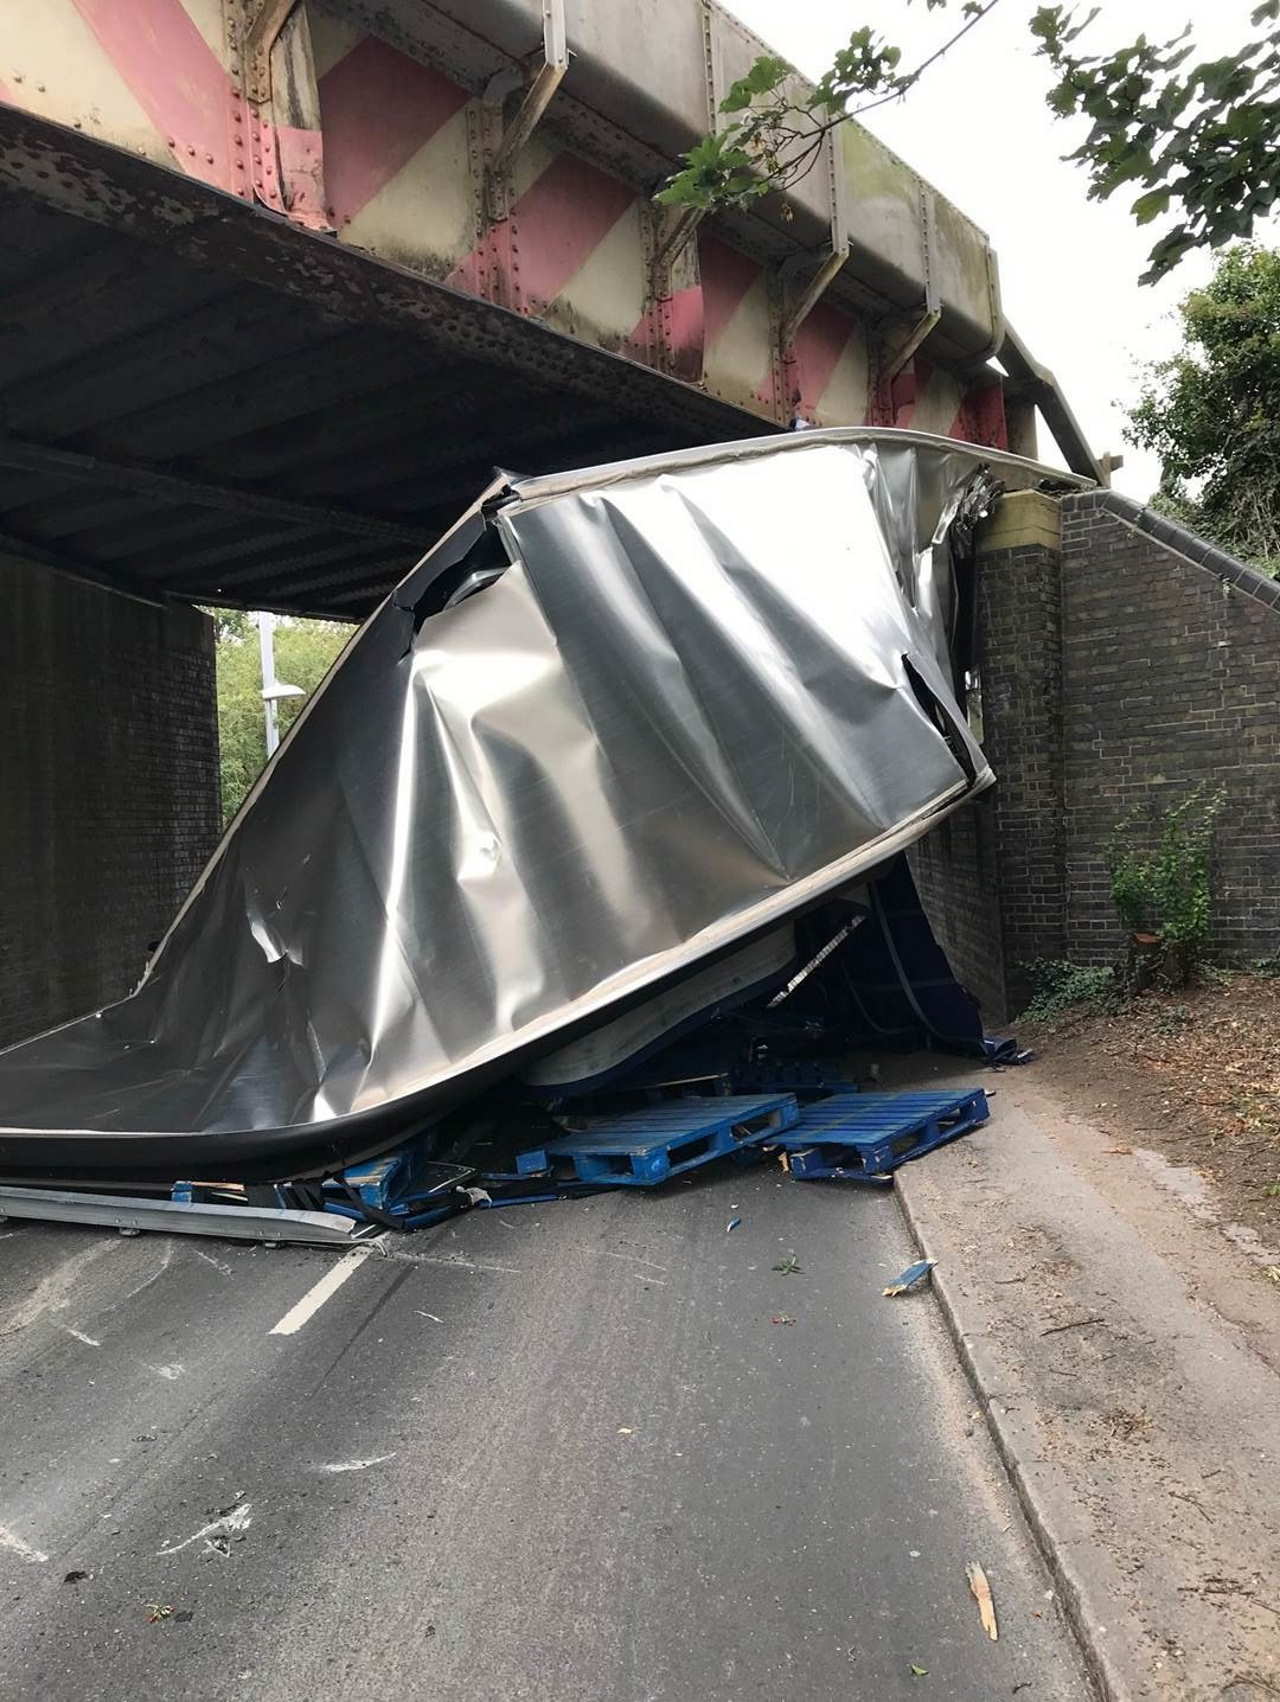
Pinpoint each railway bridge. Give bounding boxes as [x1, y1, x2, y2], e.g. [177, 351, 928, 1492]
[0, 0, 1099, 1040]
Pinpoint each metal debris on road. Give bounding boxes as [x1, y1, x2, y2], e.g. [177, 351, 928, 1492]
[145, 1603, 174, 1623]
[726, 1217, 742, 1233]
[773, 1255, 802, 1275]
[771, 1314, 796, 1325]
[62, 1570, 90, 1584]
[883, 1258, 936, 1297]
[910, 1664, 929, 1677]
[966, 1561, 998, 1640]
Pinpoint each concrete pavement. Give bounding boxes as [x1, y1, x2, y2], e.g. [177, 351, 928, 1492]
[0, 1159, 1089, 1701]
[895, 1056, 1280, 1702]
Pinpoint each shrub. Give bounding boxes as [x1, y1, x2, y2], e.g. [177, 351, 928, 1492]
[1020, 960, 1118, 1022]
[1106, 786, 1226, 986]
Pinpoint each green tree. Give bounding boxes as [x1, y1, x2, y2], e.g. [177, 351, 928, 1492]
[658, 2, 1280, 284]
[208, 609, 350, 826]
[1129, 244, 1280, 576]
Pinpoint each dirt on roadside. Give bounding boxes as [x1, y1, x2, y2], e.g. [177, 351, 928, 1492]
[1022, 973, 1280, 1248]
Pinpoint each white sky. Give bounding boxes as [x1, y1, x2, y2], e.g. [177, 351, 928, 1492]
[723, 0, 1272, 498]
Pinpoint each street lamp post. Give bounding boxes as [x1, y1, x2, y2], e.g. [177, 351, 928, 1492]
[255, 611, 305, 757]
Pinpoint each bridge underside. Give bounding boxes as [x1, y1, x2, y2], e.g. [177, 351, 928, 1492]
[0, 110, 768, 619]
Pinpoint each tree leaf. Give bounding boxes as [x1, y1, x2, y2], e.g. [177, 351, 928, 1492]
[1132, 188, 1171, 224]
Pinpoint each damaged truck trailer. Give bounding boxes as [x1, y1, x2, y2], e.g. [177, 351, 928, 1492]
[0, 429, 1082, 1235]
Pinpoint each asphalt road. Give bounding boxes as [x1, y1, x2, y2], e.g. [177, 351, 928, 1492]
[0, 1164, 1090, 1701]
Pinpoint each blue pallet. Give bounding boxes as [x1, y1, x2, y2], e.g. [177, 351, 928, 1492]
[533, 1093, 800, 1186]
[774, 1088, 989, 1181]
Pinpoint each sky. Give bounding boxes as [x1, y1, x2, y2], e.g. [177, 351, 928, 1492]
[721, 0, 1271, 498]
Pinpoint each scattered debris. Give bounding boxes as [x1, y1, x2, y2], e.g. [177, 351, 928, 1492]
[321, 1454, 396, 1474]
[158, 1499, 252, 1556]
[884, 1258, 936, 1297]
[910, 1664, 929, 1678]
[145, 1603, 174, 1623]
[62, 1570, 90, 1584]
[726, 1217, 742, 1233]
[773, 1255, 802, 1275]
[771, 1314, 796, 1326]
[1040, 1315, 1104, 1336]
[617, 1427, 633, 1436]
[460, 1186, 492, 1206]
[966, 1562, 998, 1640]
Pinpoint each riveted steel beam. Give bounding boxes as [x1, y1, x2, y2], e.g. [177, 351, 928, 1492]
[0, 436, 428, 546]
[489, 0, 568, 180]
[242, 0, 300, 105]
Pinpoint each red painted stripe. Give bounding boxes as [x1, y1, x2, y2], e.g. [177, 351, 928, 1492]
[790, 300, 856, 419]
[319, 37, 469, 229]
[73, 0, 234, 187]
[664, 284, 705, 382]
[700, 237, 761, 348]
[892, 358, 924, 428]
[948, 380, 1008, 450]
[507, 153, 635, 313]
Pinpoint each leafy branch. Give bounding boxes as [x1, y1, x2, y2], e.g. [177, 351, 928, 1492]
[656, 1, 1001, 216]
[1033, 2, 1280, 281]
[658, 1, 1280, 284]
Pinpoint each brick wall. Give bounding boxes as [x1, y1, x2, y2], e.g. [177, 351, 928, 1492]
[908, 798, 1005, 1017]
[0, 562, 221, 1046]
[1060, 491, 1280, 968]
[912, 487, 1280, 1022]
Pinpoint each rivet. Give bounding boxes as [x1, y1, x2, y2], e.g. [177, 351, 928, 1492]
[36, 82, 45, 92]
[13, 74, 22, 84]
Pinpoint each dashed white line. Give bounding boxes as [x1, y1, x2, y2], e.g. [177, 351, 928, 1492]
[0, 1525, 48, 1565]
[268, 1246, 376, 1336]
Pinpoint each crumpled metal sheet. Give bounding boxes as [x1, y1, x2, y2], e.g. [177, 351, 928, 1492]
[0, 429, 1003, 1182]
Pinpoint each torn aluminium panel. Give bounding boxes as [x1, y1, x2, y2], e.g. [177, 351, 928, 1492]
[0, 428, 1035, 1183]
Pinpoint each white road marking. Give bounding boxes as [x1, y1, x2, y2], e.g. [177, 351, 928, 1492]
[0, 1525, 48, 1565]
[159, 1501, 252, 1555]
[268, 1247, 376, 1336]
[320, 1454, 396, 1473]
[58, 1325, 101, 1347]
